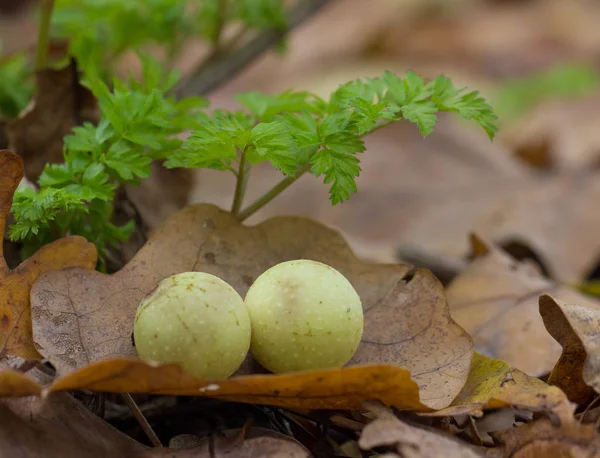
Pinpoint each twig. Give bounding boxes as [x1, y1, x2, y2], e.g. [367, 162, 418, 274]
[121, 393, 163, 447]
[231, 147, 250, 216]
[212, 0, 229, 55]
[35, 0, 55, 70]
[176, 0, 332, 97]
[236, 163, 311, 221]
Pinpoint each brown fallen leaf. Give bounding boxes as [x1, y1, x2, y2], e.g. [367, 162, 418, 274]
[6, 61, 99, 181]
[0, 356, 430, 412]
[113, 163, 196, 269]
[31, 203, 473, 409]
[0, 150, 98, 359]
[136, 427, 310, 458]
[500, 94, 600, 173]
[0, 392, 145, 458]
[496, 415, 600, 458]
[125, 162, 196, 230]
[41, 358, 428, 411]
[428, 353, 572, 418]
[539, 294, 600, 405]
[358, 402, 484, 458]
[446, 236, 600, 377]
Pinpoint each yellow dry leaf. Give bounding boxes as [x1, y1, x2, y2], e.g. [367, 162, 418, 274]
[428, 353, 572, 418]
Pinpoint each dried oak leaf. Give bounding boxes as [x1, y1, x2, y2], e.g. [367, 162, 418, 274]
[539, 294, 600, 405]
[31, 203, 473, 409]
[446, 235, 600, 377]
[496, 416, 600, 458]
[6, 61, 99, 181]
[0, 150, 98, 359]
[137, 427, 310, 458]
[358, 402, 485, 458]
[428, 353, 571, 418]
[0, 392, 145, 458]
[41, 358, 428, 411]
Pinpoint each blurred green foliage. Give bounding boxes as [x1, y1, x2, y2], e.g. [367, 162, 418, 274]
[0, 53, 33, 118]
[51, 0, 286, 78]
[495, 63, 600, 120]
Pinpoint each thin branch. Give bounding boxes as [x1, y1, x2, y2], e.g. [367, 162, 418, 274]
[35, 0, 55, 70]
[121, 393, 163, 447]
[231, 147, 250, 216]
[234, 117, 398, 221]
[212, 0, 229, 55]
[237, 163, 310, 221]
[175, 0, 332, 97]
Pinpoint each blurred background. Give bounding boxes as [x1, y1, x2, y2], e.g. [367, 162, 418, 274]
[2, 0, 600, 282]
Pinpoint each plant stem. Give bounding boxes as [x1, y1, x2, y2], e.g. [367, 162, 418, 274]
[236, 163, 311, 221]
[231, 148, 250, 216]
[35, 0, 55, 70]
[176, 0, 331, 97]
[122, 393, 162, 447]
[234, 118, 396, 221]
[212, 0, 228, 54]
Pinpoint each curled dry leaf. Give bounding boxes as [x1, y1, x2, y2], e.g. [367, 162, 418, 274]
[358, 402, 484, 458]
[31, 203, 473, 409]
[446, 235, 600, 377]
[43, 358, 428, 411]
[0, 150, 98, 360]
[428, 353, 571, 418]
[539, 294, 600, 405]
[136, 427, 310, 458]
[0, 392, 144, 458]
[0, 367, 41, 397]
[496, 416, 600, 458]
[5, 61, 99, 181]
[0, 358, 428, 411]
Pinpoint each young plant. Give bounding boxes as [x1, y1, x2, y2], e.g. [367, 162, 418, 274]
[166, 70, 497, 216]
[51, 0, 287, 78]
[9, 54, 207, 264]
[9, 59, 497, 267]
[5, 0, 498, 270]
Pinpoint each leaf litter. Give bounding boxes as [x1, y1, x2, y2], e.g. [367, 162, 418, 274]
[540, 294, 600, 405]
[4, 0, 600, 456]
[0, 392, 145, 458]
[0, 150, 97, 360]
[446, 235, 600, 377]
[359, 402, 485, 458]
[30, 203, 470, 410]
